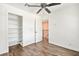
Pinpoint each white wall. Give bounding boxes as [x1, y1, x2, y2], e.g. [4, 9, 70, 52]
[0, 4, 42, 54]
[0, 4, 8, 54]
[49, 3, 79, 51]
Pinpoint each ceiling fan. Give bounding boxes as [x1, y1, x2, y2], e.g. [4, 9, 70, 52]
[25, 3, 61, 14]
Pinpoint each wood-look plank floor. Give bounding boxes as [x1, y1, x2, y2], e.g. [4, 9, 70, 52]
[1, 41, 79, 56]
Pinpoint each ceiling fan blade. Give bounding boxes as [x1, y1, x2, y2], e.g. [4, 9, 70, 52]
[37, 8, 43, 14]
[28, 5, 41, 7]
[47, 3, 61, 7]
[25, 3, 40, 7]
[45, 8, 51, 13]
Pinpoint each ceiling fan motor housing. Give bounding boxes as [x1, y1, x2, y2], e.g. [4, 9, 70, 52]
[41, 3, 47, 8]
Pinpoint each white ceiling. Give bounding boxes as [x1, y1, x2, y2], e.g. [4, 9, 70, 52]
[6, 3, 63, 14]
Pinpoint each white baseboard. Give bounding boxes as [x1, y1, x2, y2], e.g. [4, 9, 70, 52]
[23, 40, 42, 47]
[9, 40, 19, 46]
[49, 41, 79, 52]
[0, 49, 8, 55]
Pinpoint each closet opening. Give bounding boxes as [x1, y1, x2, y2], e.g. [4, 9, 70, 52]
[8, 13, 23, 48]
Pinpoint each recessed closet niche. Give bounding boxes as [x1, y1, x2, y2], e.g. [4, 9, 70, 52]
[8, 13, 23, 46]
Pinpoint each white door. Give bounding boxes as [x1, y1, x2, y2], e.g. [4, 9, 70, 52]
[35, 18, 42, 43]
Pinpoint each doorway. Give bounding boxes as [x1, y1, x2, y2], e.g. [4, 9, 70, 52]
[42, 20, 48, 43]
